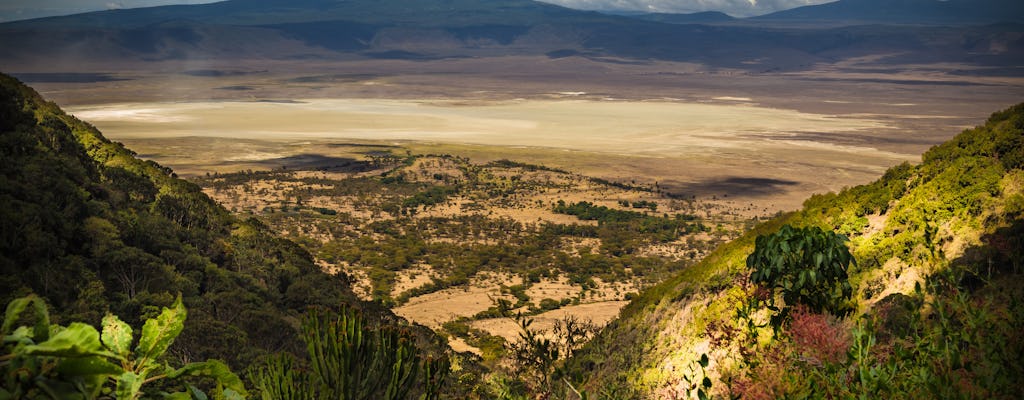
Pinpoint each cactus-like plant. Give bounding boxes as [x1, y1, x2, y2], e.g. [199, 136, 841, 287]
[252, 307, 448, 400]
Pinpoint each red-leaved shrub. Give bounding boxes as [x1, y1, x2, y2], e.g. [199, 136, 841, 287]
[786, 305, 851, 366]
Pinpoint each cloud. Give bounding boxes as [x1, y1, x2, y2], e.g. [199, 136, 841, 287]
[536, 0, 838, 17]
[105, 2, 125, 9]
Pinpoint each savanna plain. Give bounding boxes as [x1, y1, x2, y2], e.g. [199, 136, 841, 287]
[18, 56, 1022, 353]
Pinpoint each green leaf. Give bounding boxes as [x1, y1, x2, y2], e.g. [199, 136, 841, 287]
[2, 297, 31, 335]
[168, 360, 247, 397]
[163, 392, 192, 400]
[24, 322, 107, 358]
[102, 314, 133, 357]
[116, 372, 143, 400]
[57, 356, 124, 376]
[135, 295, 186, 363]
[2, 295, 50, 341]
[698, 353, 709, 368]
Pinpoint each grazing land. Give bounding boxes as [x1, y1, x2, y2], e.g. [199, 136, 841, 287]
[191, 153, 752, 354]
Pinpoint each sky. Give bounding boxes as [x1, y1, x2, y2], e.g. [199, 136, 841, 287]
[0, 0, 837, 22]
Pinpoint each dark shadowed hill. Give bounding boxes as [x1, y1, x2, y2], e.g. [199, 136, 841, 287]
[0, 72, 449, 371]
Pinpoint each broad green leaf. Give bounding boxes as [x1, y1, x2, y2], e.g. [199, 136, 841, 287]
[102, 314, 133, 357]
[698, 353, 709, 368]
[116, 371, 143, 400]
[57, 356, 124, 376]
[169, 360, 247, 397]
[24, 322, 106, 357]
[163, 393, 192, 400]
[135, 295, 186, 362]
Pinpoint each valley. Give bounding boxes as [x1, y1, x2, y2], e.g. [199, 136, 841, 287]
[189, 153, 751, 355]
[46, 61, 1023, 358]
[2, 0, 1023, 397]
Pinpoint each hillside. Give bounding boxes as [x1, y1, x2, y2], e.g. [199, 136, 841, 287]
[0, 73, 448, 373]
[565, 103, 1024, 398]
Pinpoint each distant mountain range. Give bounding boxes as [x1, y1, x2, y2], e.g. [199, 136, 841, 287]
[0, 0, 1021, 71]
[756, 0, 1024, 25]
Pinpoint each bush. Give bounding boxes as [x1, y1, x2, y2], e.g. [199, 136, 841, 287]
[747, 224, 855, 326]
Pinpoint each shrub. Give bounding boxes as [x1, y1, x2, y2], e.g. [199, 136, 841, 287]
[746, 224, 855, 326]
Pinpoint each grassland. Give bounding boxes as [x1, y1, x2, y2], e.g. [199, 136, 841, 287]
[190, 152, 755, 356]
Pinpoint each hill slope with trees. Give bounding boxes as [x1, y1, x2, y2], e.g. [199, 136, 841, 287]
[0, 72, 420, 371]
[566, 103, 1024, 398]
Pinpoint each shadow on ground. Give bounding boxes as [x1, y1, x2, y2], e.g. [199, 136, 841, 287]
[663, 176, 800, 198]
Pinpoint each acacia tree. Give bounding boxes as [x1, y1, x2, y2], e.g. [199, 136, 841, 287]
[746, 224, 855, 327]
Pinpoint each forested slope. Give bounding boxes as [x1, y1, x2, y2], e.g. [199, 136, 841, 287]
[0, 73, 389, 369]
[567, 103, 1024, 398]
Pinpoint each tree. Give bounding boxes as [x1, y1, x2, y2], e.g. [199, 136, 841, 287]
[746, 224, 855, 326]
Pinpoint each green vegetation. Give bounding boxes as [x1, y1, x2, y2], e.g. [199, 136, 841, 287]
[565, 103, 1024, 398]
[1, 295, 245, 399]
[251, 307, 449, 400]
[746, 224, 855, 326]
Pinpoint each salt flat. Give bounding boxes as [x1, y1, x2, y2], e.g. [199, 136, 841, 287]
[69, 98, 893, 155]
[66, 97, 925, 212]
